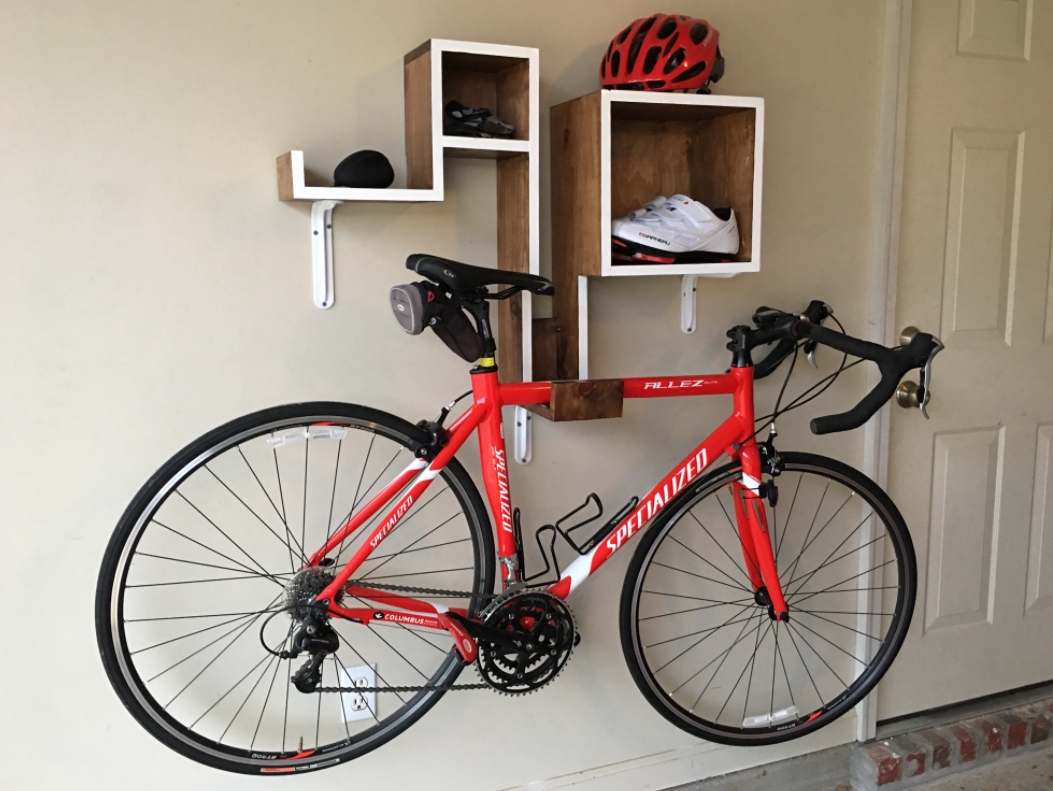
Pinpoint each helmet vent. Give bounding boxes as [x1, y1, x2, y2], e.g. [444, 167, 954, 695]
[664, 48, 686, 74]
[643, 46, 661, 74]
[689, 23, 709, 45]
[656, 16, 678, 39]
[610, 50, 621, 78]
[672, 59, 708, 84]
[616, 24, 633, 44]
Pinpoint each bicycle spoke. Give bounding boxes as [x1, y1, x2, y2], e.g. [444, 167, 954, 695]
[796, 609, 884, 643]
[775, 473, 803, 561]
[792, 616, 871, 664]
[775, 621, 795, 709]
[789, 559, 897, 608]
[151, 519, 276, 581]
[333, 628, 408, 704]
[784, 619, 823, 706]
[205, 464, 306, 564]
[640, 599, 752, 621]
[162, 607, 271, 707]
[685, 511, 755, 587]
[358, 492, 455, 579]
[325, 438, 343, 545]
[651, 601, 755, 672]
[134, 551, 282, 582]
[780, 480, 830, 587]
[650, 561, 752, 593]
[738, 616, 770, 724]
[786, 520, 882, 597]
[786, 621, 849, 688]
[699, 615, 766, 716]
[668, 532, 752, 591]
[131, 610, 266, 656]
[645, 613, 758, 649]
[335, 435, 375, 561]
[127, 574, 288, 589]
[251, 621, 293, 750]
[174, 491, 273, 579]
[301, 440, 309, 570]
[669, 614, 757, 697]
[360, 535, 469, 563]
[239, 446, 295, 573]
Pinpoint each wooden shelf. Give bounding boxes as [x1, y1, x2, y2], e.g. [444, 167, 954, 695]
[525, 380, 624, 422]
[545, 90, 765, 379]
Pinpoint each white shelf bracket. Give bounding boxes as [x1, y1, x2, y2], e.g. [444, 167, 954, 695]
[681, 274, 700, 334]
[311, 200, 342, 309]
[513, 406, 532, 465]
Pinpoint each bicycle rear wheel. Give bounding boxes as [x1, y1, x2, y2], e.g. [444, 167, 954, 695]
[96, 402, 494, 774]
[620, 452, 916, 745]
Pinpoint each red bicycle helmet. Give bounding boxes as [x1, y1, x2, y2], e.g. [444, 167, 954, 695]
[600, 14, 724, 92]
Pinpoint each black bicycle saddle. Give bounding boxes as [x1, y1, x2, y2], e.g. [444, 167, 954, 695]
[407, 254, 554, 297]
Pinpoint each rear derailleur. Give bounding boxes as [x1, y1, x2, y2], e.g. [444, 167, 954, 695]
[286, 610, 340, 693]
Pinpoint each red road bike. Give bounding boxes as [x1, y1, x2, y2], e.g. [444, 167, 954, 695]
[97, 254, 942, 774]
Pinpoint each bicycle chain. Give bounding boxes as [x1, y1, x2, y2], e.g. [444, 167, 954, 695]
[315, 580, 523, 694]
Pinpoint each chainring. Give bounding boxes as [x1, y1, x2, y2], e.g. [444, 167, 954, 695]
[476, 591, 575, 695]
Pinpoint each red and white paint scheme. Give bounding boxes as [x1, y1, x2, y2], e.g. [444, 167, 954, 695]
[311, 364, 787, 657]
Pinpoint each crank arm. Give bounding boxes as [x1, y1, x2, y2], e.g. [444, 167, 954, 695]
[443, 611, 528, 652]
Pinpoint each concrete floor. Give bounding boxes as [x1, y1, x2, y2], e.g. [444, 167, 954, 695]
[910, 750, 1053, 791]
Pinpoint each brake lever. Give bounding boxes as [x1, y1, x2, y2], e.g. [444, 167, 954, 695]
[918, 337, 945, 419]
[805, 341, 819, 368]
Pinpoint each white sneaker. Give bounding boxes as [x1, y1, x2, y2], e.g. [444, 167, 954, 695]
[612, 194, 739, 263]
[611, 195, 667, 235]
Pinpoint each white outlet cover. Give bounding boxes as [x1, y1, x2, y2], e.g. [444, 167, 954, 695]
[340, 664, 377, 723]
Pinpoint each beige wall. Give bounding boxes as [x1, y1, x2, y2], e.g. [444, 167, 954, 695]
[0, 1, 886, 788]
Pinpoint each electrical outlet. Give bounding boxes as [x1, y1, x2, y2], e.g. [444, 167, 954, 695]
[340, 664, 377, 723]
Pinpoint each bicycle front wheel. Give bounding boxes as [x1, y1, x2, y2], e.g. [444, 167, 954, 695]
[620, 452, 916, 745]
[96, 402, 495, 774]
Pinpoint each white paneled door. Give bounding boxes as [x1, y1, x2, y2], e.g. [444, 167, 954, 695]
[879, 0, 1053, 720]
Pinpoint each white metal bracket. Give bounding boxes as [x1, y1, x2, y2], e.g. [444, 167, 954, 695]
[681, 274, 700, 334]
[311, 200, 342, 309]
[513, 406, 532, 464]
[680, 272, 738, 333]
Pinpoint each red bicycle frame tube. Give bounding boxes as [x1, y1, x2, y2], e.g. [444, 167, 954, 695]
[316, 365, 789, 631]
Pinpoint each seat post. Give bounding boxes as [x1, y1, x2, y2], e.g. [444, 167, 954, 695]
[464, 298, 498, 366]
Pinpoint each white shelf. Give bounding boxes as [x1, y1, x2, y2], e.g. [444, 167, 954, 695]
[442, 136, 530, 155]
[278, 151, 441, 202]
[607, 261, 756, 277]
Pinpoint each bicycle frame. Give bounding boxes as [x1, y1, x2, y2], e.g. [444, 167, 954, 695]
[313, 365, 787, 660]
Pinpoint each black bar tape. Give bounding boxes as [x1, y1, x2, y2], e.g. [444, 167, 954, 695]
[804, 327, 937, 435]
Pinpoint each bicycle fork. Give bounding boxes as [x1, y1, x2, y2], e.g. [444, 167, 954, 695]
[732, 441, 789, 620]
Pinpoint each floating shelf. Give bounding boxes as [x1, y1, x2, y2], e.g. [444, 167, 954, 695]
[277, 38, 540, 461]
[544, 90, 765, 379]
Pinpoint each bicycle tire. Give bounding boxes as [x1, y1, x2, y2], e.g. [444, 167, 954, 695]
[96, 402, 495, 774]
[620, 452, 916, 746]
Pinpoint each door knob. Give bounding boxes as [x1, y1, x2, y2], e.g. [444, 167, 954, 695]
[896, 380, 922, 409]
[899, 326, 920, 346]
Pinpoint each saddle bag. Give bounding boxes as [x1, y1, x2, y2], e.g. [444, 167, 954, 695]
[389, 282, 484, 362]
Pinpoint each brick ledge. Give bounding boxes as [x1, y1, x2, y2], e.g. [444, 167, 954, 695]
[851, 697, 1053, 790]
